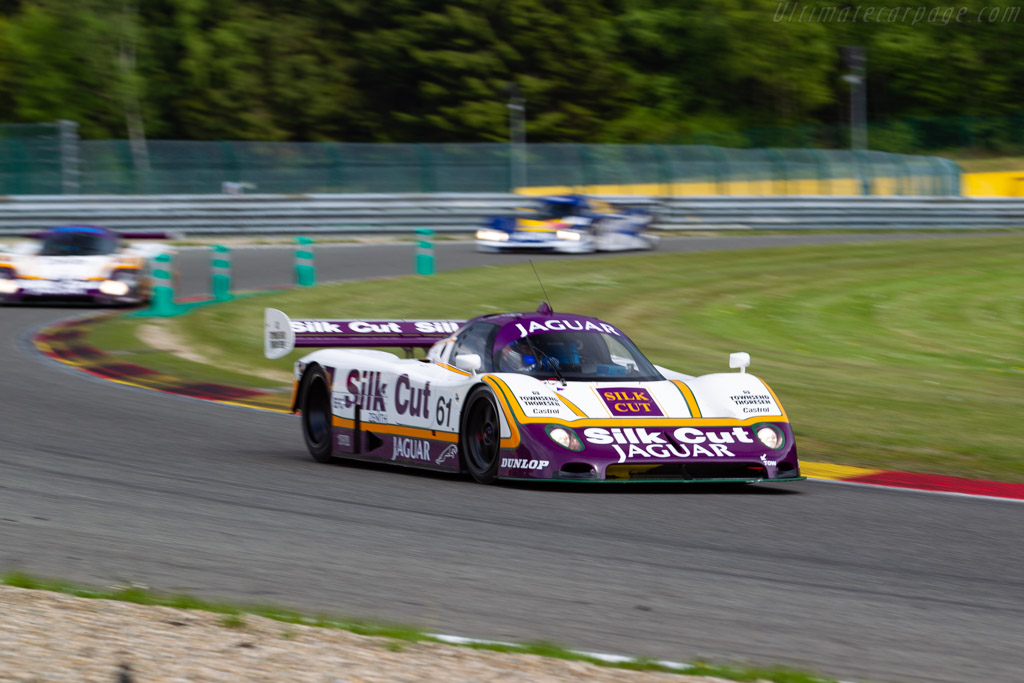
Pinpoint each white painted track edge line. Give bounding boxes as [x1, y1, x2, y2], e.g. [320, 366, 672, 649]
[428, 633, 693, 669]
[427, 633, 860, 682]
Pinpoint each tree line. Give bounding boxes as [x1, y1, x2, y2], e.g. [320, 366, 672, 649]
[0, 0, 1021, 144]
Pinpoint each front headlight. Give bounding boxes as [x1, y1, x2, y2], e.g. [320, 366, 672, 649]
[476, 229, 509, 242]
[754, 424, 785, 450]
[99, 280, 130, 296]
[546, 425, 584, 451]
[555, 230, 582, 241]
[0, 279, 18, 294]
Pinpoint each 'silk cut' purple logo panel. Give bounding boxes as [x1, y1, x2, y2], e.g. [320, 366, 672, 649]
[598, 387, 664, 416]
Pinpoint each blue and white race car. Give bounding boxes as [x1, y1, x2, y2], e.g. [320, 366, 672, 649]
[476, 195, 657, 253]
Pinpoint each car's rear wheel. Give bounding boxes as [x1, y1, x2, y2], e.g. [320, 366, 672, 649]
[299, 365, 335, 463]
[460, 386, 502, 484]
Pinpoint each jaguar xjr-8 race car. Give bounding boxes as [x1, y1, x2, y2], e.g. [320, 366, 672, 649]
[0, 225, 173, 305]
[476, 195, 657, 254]
[264, 303, 803, 485]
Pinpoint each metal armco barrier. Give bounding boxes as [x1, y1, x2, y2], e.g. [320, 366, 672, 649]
[1, 194, 1024, 235]
[656, 196, 1024, 230]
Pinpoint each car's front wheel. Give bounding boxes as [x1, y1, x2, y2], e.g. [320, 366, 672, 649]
[460, 386, 502, 483]
[298, 365, 336, 463]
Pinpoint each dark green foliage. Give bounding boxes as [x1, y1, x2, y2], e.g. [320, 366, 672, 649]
[0, 1, 1022, 145]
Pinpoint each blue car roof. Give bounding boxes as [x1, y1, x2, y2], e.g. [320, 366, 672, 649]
[542, 195, 587, 207]
[47, 225, 114, 236]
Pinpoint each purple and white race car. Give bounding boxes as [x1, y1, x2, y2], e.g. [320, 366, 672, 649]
[264, 303, 803, 485]
[0, 225, 173, 305]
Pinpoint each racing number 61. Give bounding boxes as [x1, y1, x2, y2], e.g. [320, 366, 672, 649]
[436, 396, 454, 428]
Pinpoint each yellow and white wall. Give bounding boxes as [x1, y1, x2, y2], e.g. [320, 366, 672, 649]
[517, 170, 1024, 197]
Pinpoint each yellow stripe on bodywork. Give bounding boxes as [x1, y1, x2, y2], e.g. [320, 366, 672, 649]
[517, 219, 558, 231]
[289, 378, 300, 412]
[670, 380, 702, 418]
[801, 462, 882, 481]
[555, 393, 586, 417]
[21, 276, 104, 281]
[436, 362, 471, 376]
[482, 376, 523, 448]
[331, 416, 459, 443]
[757, 377, 789, 422]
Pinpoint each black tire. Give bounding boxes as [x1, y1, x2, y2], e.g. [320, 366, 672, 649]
[460, 386, 503, 484]
[299, 364, 336, 463]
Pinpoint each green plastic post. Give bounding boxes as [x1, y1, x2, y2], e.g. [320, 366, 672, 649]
[149, 253, 178, 316]
[415, 228, 434, 276]
[295, 237, 316, 287]
[211, 244, 232, 301]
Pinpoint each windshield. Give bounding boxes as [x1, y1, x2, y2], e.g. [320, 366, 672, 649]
[522, 200, 586, 222]
[40, 230, 119, 256]
[494, 330, 663, 382]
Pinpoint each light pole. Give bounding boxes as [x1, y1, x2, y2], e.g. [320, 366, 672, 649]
[507, 82, 526, 192]
[841, 46, 867, 151]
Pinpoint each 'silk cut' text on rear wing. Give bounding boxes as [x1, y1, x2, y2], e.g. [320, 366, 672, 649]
[264, 308, 465, 359]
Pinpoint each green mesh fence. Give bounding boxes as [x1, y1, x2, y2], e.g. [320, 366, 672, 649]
[0, 125, 960, 196]
[0, 123, 66, 194]
[695, 112, 1024, 155]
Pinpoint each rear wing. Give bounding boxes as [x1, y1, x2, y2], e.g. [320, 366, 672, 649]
[264, 308, 465, 359]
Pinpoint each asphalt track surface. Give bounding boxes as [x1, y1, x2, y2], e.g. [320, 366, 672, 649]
[2, 233, 1023, 683]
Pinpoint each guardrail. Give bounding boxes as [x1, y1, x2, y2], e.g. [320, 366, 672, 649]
[0, 194, 1022, 235]
[659, 196, 1024, 230]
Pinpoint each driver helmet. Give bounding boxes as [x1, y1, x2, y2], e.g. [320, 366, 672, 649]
[500, 340, 537, 372]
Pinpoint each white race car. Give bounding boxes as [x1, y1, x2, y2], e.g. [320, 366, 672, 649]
[0, 225, 173, 305]
[264, 302, 803, 485]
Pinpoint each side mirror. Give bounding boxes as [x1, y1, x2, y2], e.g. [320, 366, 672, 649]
[455, 353, 482, 374]
[729, 352, 750, 373]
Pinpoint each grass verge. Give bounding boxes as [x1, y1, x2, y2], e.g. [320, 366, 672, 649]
[83, 313, 292, 391]
[0, 572, 835, 682]
[78, 234, 1024, 481]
